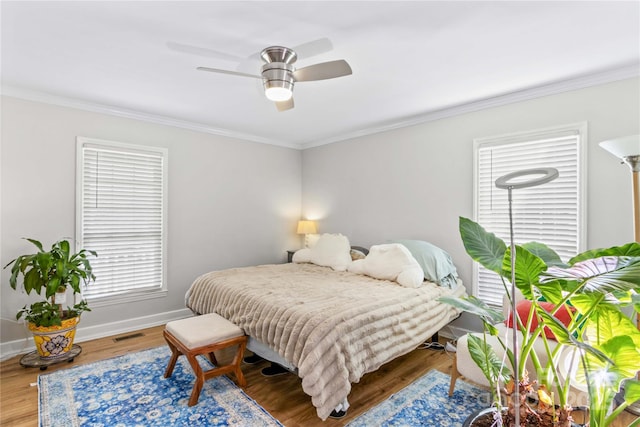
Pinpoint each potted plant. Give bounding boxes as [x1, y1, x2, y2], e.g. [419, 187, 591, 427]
[441, 217, 640, 427]
[4, 238, 96, 360]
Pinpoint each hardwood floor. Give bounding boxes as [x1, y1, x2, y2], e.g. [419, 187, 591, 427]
[1, 326, 638, 426]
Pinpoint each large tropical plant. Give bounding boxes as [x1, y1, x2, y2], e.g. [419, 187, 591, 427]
[4, 238, 96, 327]
[441, 217, 640, 427]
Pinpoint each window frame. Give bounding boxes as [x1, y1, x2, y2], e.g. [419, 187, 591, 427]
[471, 122, 587, 305]
[75, 136, 168, 307]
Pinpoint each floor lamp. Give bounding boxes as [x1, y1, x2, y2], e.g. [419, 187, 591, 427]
[600, 134, 640, 415]
[599, 134, 640, 313]
[495, 167, 559, 427]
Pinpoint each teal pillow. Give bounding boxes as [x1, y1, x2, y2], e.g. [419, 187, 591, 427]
[389, 240, 459, 289]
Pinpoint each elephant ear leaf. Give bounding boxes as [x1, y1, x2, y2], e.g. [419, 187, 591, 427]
[459, 217, 506, 274]
[502, 246, 546, 300]
[543, 257, 640, 294]
[587, 336, 640, 384]
[438, 295, 504, 325]
[633, 293, 640, 316]
[522, 242, 566, 268]
[570, 242, 640, 264]
[622, 380, 640, 406]
[467, 334, 510, 386]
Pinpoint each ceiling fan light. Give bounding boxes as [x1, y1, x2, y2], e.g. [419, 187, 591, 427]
[264, 81, 293, 102]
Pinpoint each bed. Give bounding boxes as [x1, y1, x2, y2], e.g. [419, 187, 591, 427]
[185, 237, 466, 420]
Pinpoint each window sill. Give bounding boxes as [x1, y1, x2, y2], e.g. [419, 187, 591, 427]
[84, 288, 168, 308]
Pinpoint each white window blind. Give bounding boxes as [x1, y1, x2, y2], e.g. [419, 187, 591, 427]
[474, 125, 584, 307]
[76, 138, 167, 301]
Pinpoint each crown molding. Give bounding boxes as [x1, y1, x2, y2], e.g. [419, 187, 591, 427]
[299, 62, 640, 149]
[3, 62, 638, 151]
[0, 86, 301, 150]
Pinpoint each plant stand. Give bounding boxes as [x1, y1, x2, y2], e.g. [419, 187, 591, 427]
[20, 344, 82, 370]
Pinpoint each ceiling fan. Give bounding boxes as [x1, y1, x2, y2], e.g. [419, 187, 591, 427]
[197, 46, 352, 112]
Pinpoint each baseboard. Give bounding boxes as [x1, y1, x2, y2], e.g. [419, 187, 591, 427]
[0, 308, 192, 361]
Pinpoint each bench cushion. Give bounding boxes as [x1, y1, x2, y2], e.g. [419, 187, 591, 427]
[166, 313, 244, 349]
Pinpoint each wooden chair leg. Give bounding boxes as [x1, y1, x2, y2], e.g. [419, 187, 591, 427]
[449, 353, 459, 396]
[232, 339, 247, 387]
[187, 353, 205, 407]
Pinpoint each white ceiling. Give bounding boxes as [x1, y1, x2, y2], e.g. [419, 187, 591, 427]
[2, 1, 639, 149]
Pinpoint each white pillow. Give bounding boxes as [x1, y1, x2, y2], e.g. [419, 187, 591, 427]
[292, 233, 352, 271]
[348, 243, 424, 288]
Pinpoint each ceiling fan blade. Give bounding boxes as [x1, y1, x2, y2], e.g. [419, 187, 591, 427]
[293, 60, 352, 82]
[196, 67, 262, 79]
[167, 41, 244, 62]
[291, 38, 333, 59]
[275, 98, 294, 112]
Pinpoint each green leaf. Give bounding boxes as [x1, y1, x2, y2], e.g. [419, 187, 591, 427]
[23, 268, 40, 294]
[570, 242, 640, 264]
[537, 309, 573, 344]
[459, 217, 506, 274]
[25, 238, 44, 252]
[543, 256, 640, 294]
[502, 245, 546, 300]
[485, 323, 500, 336]
[467, 334, 510, 387]
[35, 252, 52, 272]
[587, 335, 640, 384]
[623, 380, 640, 405]
[535, 280, 564, 305]
[46, 276, 61, 299]
[584, 304, 640, 348]
[59, 239, 70, 256]
[439, 295, 504, 324]
[633, 292, 640, 315]
[522, 242, 566, 268]
[70, 275, 80, 293]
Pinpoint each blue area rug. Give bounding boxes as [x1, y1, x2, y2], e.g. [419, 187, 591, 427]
[38, 346, 282, 427]
[346, 369, 491, 427]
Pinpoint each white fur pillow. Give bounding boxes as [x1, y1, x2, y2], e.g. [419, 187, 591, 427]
[348, 243, 424, 288]
[292, 233, 352, 271]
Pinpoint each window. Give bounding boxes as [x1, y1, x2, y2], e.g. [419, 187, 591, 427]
[76, 137, 168, 304]
[473, 123, 585, 306]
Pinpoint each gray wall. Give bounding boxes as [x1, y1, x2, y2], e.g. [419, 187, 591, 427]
[0, 96, 302, 351]
[2, 77, 638, 352]
[301, 77, 640, 334]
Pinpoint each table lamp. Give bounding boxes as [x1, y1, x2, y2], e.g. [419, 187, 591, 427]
[297, 220, 318, 247]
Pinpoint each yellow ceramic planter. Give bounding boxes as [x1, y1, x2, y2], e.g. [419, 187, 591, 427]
[28, 316, 80, 359]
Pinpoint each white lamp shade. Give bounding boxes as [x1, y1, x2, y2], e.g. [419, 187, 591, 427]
[297, 220, 317, 234]
[599, 135, 640, 159]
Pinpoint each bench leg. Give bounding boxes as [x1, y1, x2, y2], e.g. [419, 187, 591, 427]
[232, 339, 247, 387]
[187, 353, 205, 407]
[163, 331, 181, 378]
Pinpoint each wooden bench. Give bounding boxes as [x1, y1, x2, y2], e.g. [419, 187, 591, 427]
[163, 313, 247, 406]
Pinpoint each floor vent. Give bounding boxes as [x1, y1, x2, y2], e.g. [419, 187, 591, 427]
[113, 332, 144, 342]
